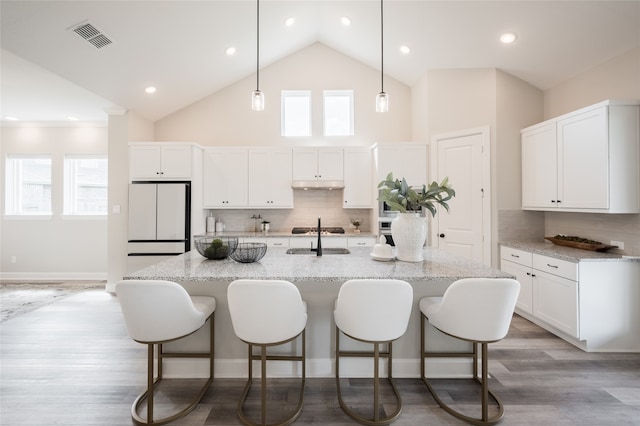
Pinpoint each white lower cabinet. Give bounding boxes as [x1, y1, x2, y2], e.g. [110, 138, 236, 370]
[347, 236, 375, 247]
[500, 245, 640, 351]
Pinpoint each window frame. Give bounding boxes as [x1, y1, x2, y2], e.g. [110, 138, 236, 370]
[63, 154, 108, 216]
[4, 154, 53, 216]
[323, 89, 354, 136]
[281, 90, 312, 137]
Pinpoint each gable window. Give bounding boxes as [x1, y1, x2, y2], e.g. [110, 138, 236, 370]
[323, 90, 354, 136]
[281, 90, 312, 137]
[5, 155, 52, 215]
[64, 155, 108, 215]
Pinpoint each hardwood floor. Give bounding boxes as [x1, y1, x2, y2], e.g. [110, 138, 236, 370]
[1, 288, 639, 425]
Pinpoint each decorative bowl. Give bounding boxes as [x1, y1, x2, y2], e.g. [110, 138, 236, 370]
[230, 242, 267, 263]
[194, 236, 238, 260]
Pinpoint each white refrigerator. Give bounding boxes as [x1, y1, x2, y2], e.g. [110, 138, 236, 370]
[127, 182, 191, 272]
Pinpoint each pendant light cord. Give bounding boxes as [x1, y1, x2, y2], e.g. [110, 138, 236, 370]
[380, 0, 384, 93]
[256, 0, 260, 91]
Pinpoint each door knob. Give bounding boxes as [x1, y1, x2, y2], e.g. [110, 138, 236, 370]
[439, 233, 445, 238]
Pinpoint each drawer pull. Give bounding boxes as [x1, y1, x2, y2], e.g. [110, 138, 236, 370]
[510, 254, 520, 258]
[546, 263, 559, 268]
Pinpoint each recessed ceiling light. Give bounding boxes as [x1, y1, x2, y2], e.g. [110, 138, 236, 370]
[500, 32, 517, 44]
[145, 86, 157, 94]
[341, 16, 351, 26]
[225, 46, 236, 56]
[400, 45, 411, 54]
[285, 17, 295, 27]
[4, 115, 18, 121]
[67, 116, 79, 121]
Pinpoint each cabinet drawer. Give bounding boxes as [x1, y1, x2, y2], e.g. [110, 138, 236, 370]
[266, 237, 289, 248]
[348, 237, 375, 247]
[533, 254, 577, 281]
[500, 246, 532, 267]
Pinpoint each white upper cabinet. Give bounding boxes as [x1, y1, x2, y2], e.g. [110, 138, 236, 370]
[292, 147, 343, 182]
[343, 147, 373, 208]
[203, 148, 248, 208]
[130, 143, 194, 180]
[521, 100, 640, 213]
[521, 123, 558, 209]
[248, 148, 293, 208]
[375, 143, 428, 186]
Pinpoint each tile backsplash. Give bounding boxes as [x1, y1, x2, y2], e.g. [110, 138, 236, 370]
[498, 209, 640, 256]
[544, 211, 640, 256]
[207, 190, 373, 234]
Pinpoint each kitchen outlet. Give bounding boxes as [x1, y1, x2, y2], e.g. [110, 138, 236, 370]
[11, 256, 17, 264]
[610, 240, 624, 250]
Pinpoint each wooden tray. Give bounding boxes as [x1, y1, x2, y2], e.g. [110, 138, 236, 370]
[544, 237, 617, 252]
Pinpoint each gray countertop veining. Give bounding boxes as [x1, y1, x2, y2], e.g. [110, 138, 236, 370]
[500, 241, 639, 263]
[126, 247, 511, 282]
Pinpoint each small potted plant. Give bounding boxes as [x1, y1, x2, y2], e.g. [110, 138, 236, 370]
[377, 173, 455, 261]
[350, 218, 362, 233]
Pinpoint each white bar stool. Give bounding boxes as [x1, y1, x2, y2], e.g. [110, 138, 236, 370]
[115, 279, 216, 426]
[420, 278, 520, 425]
[227, 279, 307, 426]
[334, 279, 413, 425]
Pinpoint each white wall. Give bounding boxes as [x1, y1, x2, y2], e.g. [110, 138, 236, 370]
[544, 47, 640, 119]
[155, 42, 412, 146]
[1, 125, 108, 279]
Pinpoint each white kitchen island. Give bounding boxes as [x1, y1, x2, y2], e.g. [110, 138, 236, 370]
[124, 247, 512, 379]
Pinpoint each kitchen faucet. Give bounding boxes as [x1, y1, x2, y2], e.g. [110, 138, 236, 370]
[311, 216, 322, 256]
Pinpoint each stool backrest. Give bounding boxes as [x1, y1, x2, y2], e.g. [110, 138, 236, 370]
[335, 279, 413, 342]
[116, 280, 209, 343]
[227, 280, 307, 344]
[429, 278, 520, 342]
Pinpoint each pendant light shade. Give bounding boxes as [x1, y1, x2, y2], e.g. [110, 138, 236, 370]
[252, 90, 264, 111]
[376, 92, 388, 112]
[376, 0, 388, 112]
[252, 0, 264, 111]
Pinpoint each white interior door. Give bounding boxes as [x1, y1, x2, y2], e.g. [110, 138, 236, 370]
[431, 126, 490, 265]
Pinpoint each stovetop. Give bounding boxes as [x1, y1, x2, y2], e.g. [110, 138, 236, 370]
[291, 227, 345, 235]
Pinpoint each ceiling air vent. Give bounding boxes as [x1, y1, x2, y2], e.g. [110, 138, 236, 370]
[72, 22, 112, 49]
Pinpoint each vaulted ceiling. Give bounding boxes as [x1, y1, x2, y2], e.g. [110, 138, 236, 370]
[1, 0, 639, 124]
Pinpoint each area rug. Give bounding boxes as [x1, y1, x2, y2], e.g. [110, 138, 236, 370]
[0, 281, 105, 322]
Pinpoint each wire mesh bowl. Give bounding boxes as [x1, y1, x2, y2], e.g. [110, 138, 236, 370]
[194, 236, 238, 260]
[229, 242, 267, 263]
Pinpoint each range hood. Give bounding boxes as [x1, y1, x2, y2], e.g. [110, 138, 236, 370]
[291, 180, 345, 190]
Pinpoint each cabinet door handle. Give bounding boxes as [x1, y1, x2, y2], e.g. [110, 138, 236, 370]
[546, 263, 558, 268]
[511, 254, 520, 258]
[526, 272, 531, 276]
[439, 233, 445, 238]
[551, 200, 556, 203]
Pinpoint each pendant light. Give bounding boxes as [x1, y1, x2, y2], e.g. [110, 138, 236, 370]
[251, 0, 264, 111]
[375, 0, 388, 112]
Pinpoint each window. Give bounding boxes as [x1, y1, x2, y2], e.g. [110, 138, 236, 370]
[281, 90, 311, 137]
[64, 155, 108, 215]
[5, 155, 52, 215]
[324, 90, 354, 136]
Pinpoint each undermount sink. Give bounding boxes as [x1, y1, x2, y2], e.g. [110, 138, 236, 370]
[286, 248, 350, 255]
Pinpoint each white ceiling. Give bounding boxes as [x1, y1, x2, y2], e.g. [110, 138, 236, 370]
[1, 0, 639, 124]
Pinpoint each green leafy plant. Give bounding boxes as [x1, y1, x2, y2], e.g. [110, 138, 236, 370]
[377, 172, 455, 216]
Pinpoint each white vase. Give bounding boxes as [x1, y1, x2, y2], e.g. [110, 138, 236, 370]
[391, 212, 427, 262]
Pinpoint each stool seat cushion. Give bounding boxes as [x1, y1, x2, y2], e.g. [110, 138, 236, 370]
[334, 279, 413, 342]
[420, 278, 520, 342]
[116, 280, 215, 343]
[228, 280, 307, 344]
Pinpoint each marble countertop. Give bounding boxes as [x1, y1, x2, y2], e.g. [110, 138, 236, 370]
[126, 247, 511, 283]
[500, 241, 639, 262]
